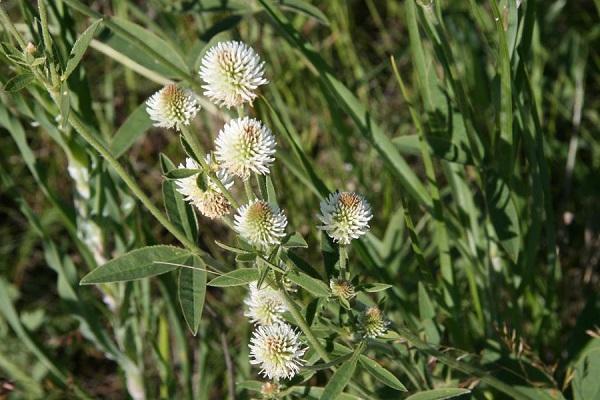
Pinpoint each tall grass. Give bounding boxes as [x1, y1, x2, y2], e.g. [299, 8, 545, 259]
[0, 0, 598, 399]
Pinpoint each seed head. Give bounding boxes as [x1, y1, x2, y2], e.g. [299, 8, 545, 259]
[174, 156, 233, 218]
[359, 306, 390, 339]
[330, 278, 356, 301]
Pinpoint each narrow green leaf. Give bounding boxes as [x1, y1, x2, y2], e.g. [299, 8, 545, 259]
[178, 256, 207, 336]
[160, 154, 199, 243]
[207, 268, 259, 287]
[485, 171, 521, 262]
[63, 19, 103, 80]
[358, 356, 407, 391]
[106, 17, 189, 78]
[282, 232, 308, 248]
[279, 0, 330, 26]
[321, 351, 359, 400]
[4, 73, 34, 92]
[110, 101, 153, 158]
[285, 269, 330, 297]
[215, 240, 254, 255]
[80, 245, 191, 284]
[363, 283, 393, 293]
[59, 81, 70, 129]
[165, 168, 201, 180]
[304, 353, 352, 371]
[405, 388, 471, 400]
[418, 282, 435, 320]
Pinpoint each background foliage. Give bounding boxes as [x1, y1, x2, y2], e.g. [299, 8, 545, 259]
[0, 0, 599, 399]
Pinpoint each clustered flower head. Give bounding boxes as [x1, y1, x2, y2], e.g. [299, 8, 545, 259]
[215, 117, 276, 180]
[244, 282, 287, 326]
[146, 84, 200, 131]
[234, 200, 287, 247]
[199, 40, 268, 108]
[249, 323, 307, 381]
[330, 278, 356, 301]
[318, 191, 373, 245]
[359, 306, 390, 339]
[174, 156, 233, 219]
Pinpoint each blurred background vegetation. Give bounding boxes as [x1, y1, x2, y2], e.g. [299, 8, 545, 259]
[0, 0, 599, 399]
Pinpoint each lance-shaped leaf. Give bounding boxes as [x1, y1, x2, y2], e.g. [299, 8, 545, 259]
[80, 245, 191, 284]
[178, 256, 207, 335]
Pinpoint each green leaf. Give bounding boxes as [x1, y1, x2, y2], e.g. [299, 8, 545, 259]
[393, 134, 474, 165]
[160, 154, 199, 243]
[178, 256, 207, 336]
[279, 0, 330, 25]
[405, 388, 471, 400]
[59, 81, 70, 129]
[358, 355, 407, 391]
[164, 168, 201, 180]
[106, 17, 189, 78]
[485, 171, 521, 263]
[286, 269, 330, 297]
[215, 240, 254, 255]
[304, 353, 352, 371]
[80, 245, 191, 284]
[207, 268, 259, 287]
[63, 19, 103, 80]
[321, 351, 359, 400]
[282, 232, 308, 248]
[363, 283, 393, 293]
[4, 73, 34, 92]
[572, 341, 600, 400]
[110, 101, 153, 158]
[287, 386, 361, 400]
[418, 282, 435, 320]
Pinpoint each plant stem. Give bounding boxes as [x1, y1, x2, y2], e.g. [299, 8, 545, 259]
[180, 126, 239, 209]
[244, 179, 254, 202]
[338, 245, 348, 279]
[278, 282, 330, 362]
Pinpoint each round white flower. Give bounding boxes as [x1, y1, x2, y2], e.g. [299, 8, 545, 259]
[234, 200, 287, 246]
[244, 282, 287, 326]
[318, 191, 372, 245]
[175, 156, 233, 218]
[146, 84, 200, 131]
[249, 323, 306, 381]
[199, 40, 268, 108]
[215, 117, 276, 180]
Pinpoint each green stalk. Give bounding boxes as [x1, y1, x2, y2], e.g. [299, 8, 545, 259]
[338, 245, 348, 280]
[278, 281, 330, 362]
[244, 179, 255, 202]
[37, 0, 59, 88]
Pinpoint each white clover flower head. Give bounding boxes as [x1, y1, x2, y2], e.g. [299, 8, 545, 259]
[199, 40, 268, 108]
[318, 191, 373, 245]
[146, 84, 200, 131]
[249, 323, 306, 381]
[244, 282, 287, 326]
[330, 278, 356, 301]
[234, 200, 287, 246]
[359, 306, 390, 339]
[215, 117, 276, 180]
[175, 156, 233, 219]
